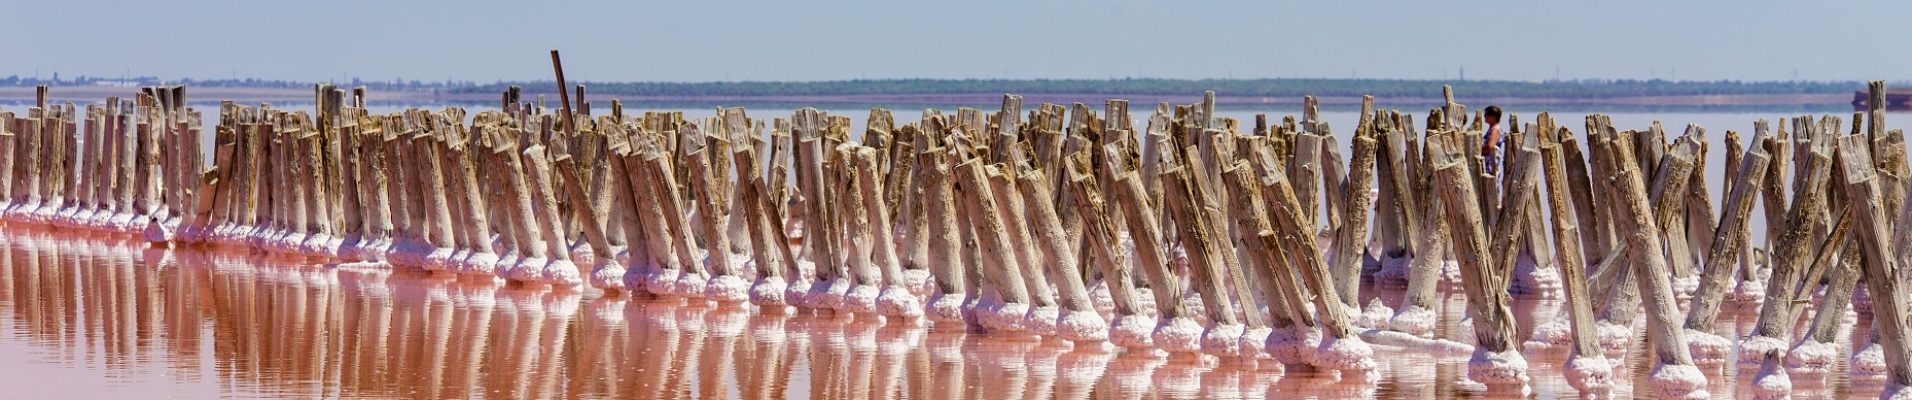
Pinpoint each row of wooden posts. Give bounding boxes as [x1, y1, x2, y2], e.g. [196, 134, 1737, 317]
[1, 80, 1909, 397]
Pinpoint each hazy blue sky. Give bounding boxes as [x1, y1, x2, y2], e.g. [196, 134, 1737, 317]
[5, 0, 1908, 83]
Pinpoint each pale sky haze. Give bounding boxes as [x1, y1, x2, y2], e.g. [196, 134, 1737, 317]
[4, 0, 1908, 84]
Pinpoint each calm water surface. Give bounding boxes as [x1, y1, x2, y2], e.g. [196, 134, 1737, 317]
[0, 224, 1889, 399]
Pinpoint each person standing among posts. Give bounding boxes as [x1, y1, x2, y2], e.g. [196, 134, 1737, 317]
[1481, 105, 1504, 175]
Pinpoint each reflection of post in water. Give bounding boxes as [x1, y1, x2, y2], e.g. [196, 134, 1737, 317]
[700, 307, 746, 400]
[419, 275, 455, 399]
[530, 290, 580, 399]
[633, 300, 680, 399]
[672, 305, 706, 398]
[871, 326, 918, 399]
[925, 331, 966, 400]
[843, 319, 878, 399]
[444, 282, 497, 399]
[1053, 348, 1112, 400]
[572, 298, 626, 397]
[740, 312, 791, 399]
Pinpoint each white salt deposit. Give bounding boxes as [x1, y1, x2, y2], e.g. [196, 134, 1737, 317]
[806, 278, 847, 310]
[1374, 255, 1412, 288]
[1851, 342, 1890, 379]
[1784, 340, 1838, 373]
[704, 275, 751, 303]
[1238, 327, 1271, 359]
[1388, 305, 1439, 338]
[1525, 317, 1570, 349]
[1057, 309, 1108, 342]
[1267, 325, 1321, 366]
[926, 292, 965, 323]
[902, 269, 930, 297]
[1316, 334, 1376, 371]
[1510, 255, 1561, 298]
[1596, 321, 1633, 354]
[645, 269, 681, 296]
[1358, 299, 1393, 330]
[749, 276, 790, 306]
[875, 286, 922, 318]
[1201, 323, 1247, 357]
[1728, 278, 1767, 304]
[842, 284, 879, 313]
[1886, 383, 1912, 400]
[674, 271, 710, 298]
[1109, 314, 1156, 349]
[1152, 316, 1203, 354]
[1563, 355, 1614, 392]
[589, 260, 626, 291]
[985, 302, 1029, 332]
[1024, 305, 1060, 336]
[1685, 329, 1733, 364]
[1466, 347, 1529, 385]
[1671, 275, 1699, 303]
[541, 259, 584, 288]
[1649, 364, 1710, 399]
[1737, 336, 1790, 366]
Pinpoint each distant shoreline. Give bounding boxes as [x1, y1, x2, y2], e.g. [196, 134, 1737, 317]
[0, 84, 1860, 111]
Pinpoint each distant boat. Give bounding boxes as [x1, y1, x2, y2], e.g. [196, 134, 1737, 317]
[1853, 87, 1912, 111]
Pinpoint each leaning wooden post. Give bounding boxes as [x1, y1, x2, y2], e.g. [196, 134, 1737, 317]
[640, 132, 708, 298]
[1536, 125, 1614, 391]
[1331, 110, 1380, 312]
[951, 138, 1036, 333]
[556, 133, 626, 292]
[1603, 130, 1710, 398]
[914, 115, 968, 322]
[850, 147, 922, 318]
[984, 161, 1062, 335]
[1428, 130, 1527, 385]
[1834, 134, 1912, 395]
[1067, 153, 1151, 348]
[1017, 160, 1103, 342]
[1159, 150, 1247, 357]
[1254, 141, 1371, 371]
[1682, 130, 1772, 363]
[1106, 142, 1200, 354]
[679, 123, 749, 303]
[447, 124, 498, 276]
[1740, 132, 1834, 363]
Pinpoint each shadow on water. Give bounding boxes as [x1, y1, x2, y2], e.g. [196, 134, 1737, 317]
[0, 223, 1888, 399]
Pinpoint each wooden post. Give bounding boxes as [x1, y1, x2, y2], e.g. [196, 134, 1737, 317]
[1602, 125, 1708, 397]
[1067, 152, 1151, 347]
[1742, 125, 1834, 363]
[1682, 129, 1771, 362]
[1538, 124, 1613, 390]
[1428, 129, 1526, 384]
[1834, 134, 1912, 390]
[1106, 141, 1198, 353]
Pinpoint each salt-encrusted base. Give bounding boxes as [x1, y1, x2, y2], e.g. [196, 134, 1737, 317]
[1152, 317, 1203, 354]
[1024, 305, 1060, 336]
[1648, 363, 1710, 400]
[1467, 347, 1529, 385]
[1785, 340, 1840, 373]
[1201, 323, 1247, 358]
[1686, 330, 1733, 364]
[842, 284, 879, 313]
[1389, 304, 1438, 338]
[1316, 334, 1376, 371]
[1267, 325, 1321, 366]
[1375, 255, 1413, 288]
[1525, 317, 1571, 349]
[749, 276, 790, 307]
[589, 260, 627, 291]
[1238, 327, 1271, 359]
[704, 275, 750, 303]
[983, 302, 1030, 333]
[1851, 342, 1890, 379]
[1596, 321, 1633, 355]
[1109, 314, 1155, 349]
[875, 286, 923, 318]
[926, 292, 966, 323]
[1738, 336, 1790, 366]
[541, 259, 583, 288]
[674, 272, 709, 299]
[1057, 309, 1108, 342]
[1358, 299, 1393, 330]
[1509, 255, 1562, 298]
[1563, 355, 1614, 392]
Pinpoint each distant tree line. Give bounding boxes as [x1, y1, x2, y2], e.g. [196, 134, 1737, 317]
[447, 78, 1867, 99]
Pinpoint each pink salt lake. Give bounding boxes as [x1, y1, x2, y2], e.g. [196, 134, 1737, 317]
[0, 224, 1884, 399]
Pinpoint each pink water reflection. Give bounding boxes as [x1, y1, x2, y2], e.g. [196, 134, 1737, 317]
[0, 225, 1888, 399]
